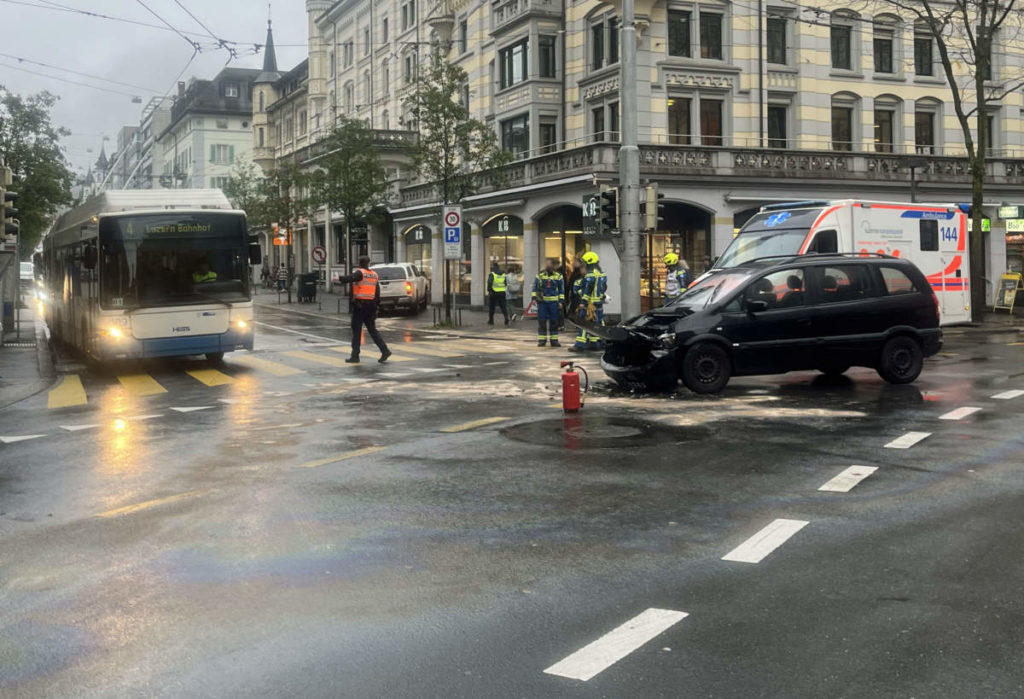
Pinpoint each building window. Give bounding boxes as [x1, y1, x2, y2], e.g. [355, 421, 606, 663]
[216, 118, 228, 129]
[668, 10, 691, 57]
[381, 17, 389, 43]
[915, 103, 937, 153]
[591, 16, 619, 70]
[401, 1, 416, 30]
[592, 22, 605, 70]
[343, 41, 354, 67]
[224, 83, 239, 98]
[914, 31, 934, 76]
[364, 28, 370, 55]
[873, 18, 895, 73]
[461, 83, 470, 110]
[364, 70, 371, 104]
[299, 110, 307, 136]
[499, 39, 528, 89]
[539, 35, 557, 78]
[344, 83, 354, 112]
[258, 127, 265, 147]
[831, 19, 853, 70]
[986, 112, 998, 155]
[210, 144, 234, 165]
[767, 104, 787, 148]
[329, 51, 336, 76]
[874, 108, 895, 152]
[668, 97, 692, 145]
[592, 105, 606, 141]
[459, 19, 468, 53]
[258, 92, 264, 111]
[211, 176, 229, 189]
[699, 13, 723, 60]
[540, 120, 558, 153]
[832, 104, 854, 151]
[501, 114, 529, 155]
[382, 61, 390, 93]
[700, 99, 723, 145]
[767, 17, 787, 65]
[404, 54, 416, 84]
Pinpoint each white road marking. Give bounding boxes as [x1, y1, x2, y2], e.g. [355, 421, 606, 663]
[992, 389, 1024, 400]
[218, 398, 243, 405]
[253, 321, 345, 344]
[543, 608, 689, 682]
[128, 414, 162, 422]
[377, 372, 412, 379]
[884, 431, 931, 449]
[722, 518, 809, 564]
[939, 406, 982, 421]
[483, 361, 509, 366]
[409, 367, 447, 374]
[60, 424, 100, 432]
[443, 364, 473, 369]
[818, 466, 878, 493]
[0, 435, 46, 444]
[170, 406, 216, 414]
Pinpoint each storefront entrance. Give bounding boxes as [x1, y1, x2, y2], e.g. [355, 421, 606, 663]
[404, 224, 432, 280]
[642, 202, 712, 309]
[537, 205, 587, 294]
[483, 214, 524, 311]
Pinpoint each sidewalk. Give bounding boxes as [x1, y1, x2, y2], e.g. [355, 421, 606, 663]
[0, 305, 55, 409]
[943, 311, 1023, 336]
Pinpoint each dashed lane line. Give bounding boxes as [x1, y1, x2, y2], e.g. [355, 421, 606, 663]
[229, 354, 306, 377]
[0, 434, 47, 445]
[118, 373, 167, 396]
[884, 431, 932, 449]
[992, 389, 1024, 400]
[185, 368, 235, 387]
[440, 416, 511, 433]
[722, 518, 810, 564]
[939, 406, 982, 421]
[377, 372, 412, 379]
[47, 374, 87, 409]
[543, 608, 689, 682]
[170, 406, 215, 413]
[818, 466, 878, 493]
[95, 489, 211, 518]
[391, 343, 465, 358]
[61, 424, 99, 432]
[297, 446, 386, 469]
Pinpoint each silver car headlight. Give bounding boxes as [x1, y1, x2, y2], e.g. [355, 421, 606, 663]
[657, 332, 678, 349]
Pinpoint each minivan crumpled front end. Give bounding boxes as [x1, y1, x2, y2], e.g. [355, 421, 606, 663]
[595, 312, 689, 391]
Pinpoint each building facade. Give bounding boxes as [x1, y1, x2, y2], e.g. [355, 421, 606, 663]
[265, 0, 1024, 312]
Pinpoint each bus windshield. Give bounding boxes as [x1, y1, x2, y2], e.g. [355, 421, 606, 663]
[99, 212, 250, 310]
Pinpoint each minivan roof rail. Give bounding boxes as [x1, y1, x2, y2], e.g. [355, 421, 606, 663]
[761, 200, 831, 211]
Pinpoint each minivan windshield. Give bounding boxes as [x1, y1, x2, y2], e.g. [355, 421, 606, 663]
[665, 269, 753, 309]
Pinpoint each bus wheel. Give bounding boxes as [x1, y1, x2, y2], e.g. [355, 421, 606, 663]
[206, 352, 225, 363]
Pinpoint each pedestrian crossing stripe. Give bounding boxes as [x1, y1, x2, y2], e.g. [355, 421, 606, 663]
[186, 368, 235, 387]
[229, 354, 306, 377]
[452, 341, 511, 354]
[390, 344, 464, 358]
[118, 373, 167, 396]
[325, 347, 416, 362]
[284, 350, 359, 368]
[48, 374, 88, 409]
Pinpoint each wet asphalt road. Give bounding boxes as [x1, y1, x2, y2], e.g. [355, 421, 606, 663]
[1, 304, 1023, 698]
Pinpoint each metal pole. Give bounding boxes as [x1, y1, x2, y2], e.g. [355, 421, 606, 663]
[619, 0, 642, 321]
[758, 0, 765, 148]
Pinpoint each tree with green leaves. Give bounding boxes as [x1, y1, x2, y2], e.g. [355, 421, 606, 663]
[874, 0, 1024, 319]
[408, 51, 511, 319]
[222, 157, 265, 224]
[0, 88, 74, 257]
[257, 162, 311, 301]
[310, 117, 389, 282]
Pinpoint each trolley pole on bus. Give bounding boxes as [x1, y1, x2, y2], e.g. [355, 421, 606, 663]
[619, 0, 642, 322]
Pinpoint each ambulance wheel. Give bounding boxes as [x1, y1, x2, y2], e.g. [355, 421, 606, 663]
[206, 352, 225, 363]
[877, 336, 923, 384]
[681, 343, 731, 394]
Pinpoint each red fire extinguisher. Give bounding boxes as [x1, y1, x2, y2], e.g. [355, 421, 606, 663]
[560, 361, 589, 412]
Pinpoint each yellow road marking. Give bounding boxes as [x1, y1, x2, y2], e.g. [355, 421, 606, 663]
[297, 446, 386, 468]
[285, 350, 355, 368]
[230, 354, 306, 377]
[117, 373, 167, 396]
[440, 416, 511, 433]
[186, 368, 235, 387]
[96, 489, 210, 518]
[325, 347, 416, 362]
[48, 374, 88, 409]
[392, 344, 464, 358]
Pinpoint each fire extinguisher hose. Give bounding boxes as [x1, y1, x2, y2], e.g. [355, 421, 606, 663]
[577, 365, 590, 406]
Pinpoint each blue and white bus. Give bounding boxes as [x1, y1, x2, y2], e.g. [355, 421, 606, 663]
[43, 189, 260, 361]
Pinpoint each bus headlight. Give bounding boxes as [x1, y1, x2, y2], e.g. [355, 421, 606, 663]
[103, 326, 124, 339]
[235, 319, 249, 330]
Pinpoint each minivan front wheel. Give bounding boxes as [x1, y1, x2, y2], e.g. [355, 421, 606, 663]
[877, 336, 923, 384]
[681, 343, 732, 394]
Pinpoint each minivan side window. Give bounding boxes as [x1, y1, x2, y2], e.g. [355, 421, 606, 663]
[746, 269, 805, 309]
[808, 229, 838, 254]
[813, 265, 873, 304]
[879, 266, 919, 295]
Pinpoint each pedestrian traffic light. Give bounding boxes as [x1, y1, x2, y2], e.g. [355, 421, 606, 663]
[643, 185, 666, 232]
[600, 187, 619, 234]
[3, 190, 19, 237]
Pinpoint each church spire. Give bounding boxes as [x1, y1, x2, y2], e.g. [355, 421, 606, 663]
[262, 15, 278, 74]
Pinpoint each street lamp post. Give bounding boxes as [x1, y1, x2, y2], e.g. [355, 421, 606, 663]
[619, 0, 642, 322]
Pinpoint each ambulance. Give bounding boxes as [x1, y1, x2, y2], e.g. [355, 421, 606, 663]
[710, 200, 971, 325]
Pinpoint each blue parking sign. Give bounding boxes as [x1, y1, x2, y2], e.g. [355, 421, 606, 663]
[445, 227, 461, 243]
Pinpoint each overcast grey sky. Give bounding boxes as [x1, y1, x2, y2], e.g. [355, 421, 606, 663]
[2, 0, 310, 177]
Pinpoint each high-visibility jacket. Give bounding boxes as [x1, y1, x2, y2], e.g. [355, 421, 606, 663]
[352, 268, 379, 301]
[489, 272, 507, 293]
[580, 269, 607, 304]
[532, 271, 565, 302]
[192, 270, 217, 284]
[664, 267, 689, 299]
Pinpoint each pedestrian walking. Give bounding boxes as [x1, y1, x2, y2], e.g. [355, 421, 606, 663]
[532, 258, 564, 347]
[571, 251, 608, 352]
[276, 264, 288, 292]
[335, 256, 392, 364]
[663, 253, 691, 303]
[487, 262, 509, 325]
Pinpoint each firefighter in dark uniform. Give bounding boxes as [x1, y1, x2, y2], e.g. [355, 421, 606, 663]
[336, 256, 392, 364]
[532, 258, 565, 347]
[571, 251, 608, 352]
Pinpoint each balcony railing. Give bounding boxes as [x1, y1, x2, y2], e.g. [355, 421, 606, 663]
[491, 0, 559, 33]
[282, 129, 419, 166]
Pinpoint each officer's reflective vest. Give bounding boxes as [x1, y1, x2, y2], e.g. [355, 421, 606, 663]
[352, 268, 379, 301]
[533, 271, 565, 302]
[192, 270, 217, 283]
[581, 270, 607, 304]
[490, 272, 507, 293]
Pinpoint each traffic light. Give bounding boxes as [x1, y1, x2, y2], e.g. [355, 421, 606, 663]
[643, 184, 666, 231]
[3, 189, 19, 237]
[600, 187, 619, 234]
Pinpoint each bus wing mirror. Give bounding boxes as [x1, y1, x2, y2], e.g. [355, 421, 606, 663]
[248, 244, 262, 265]
[83, 244, 98, 270]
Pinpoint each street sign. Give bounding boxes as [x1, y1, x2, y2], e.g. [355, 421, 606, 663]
[311, 245, 327, 264]
[1006, 219, 1024, 233]
[582, 194, 600, 236]
[443, 205, 462, 260]
[998, 205, 1024, 219]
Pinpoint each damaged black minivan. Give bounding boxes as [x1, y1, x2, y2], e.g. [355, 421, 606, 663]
[596, 255, 942, 393]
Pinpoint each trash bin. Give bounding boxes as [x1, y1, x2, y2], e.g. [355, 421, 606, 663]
[298, 273, 318, 303]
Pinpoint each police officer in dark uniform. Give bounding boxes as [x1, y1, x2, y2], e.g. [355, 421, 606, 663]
[336, 256, 392, 364]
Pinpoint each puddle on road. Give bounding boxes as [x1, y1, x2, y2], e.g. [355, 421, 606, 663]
[501, 415, 714, 450]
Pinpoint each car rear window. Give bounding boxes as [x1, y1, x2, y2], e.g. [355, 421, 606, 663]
[816, 265, 873, 304]
[375, 266, 407, 281]
[879, 266, 919, 296]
